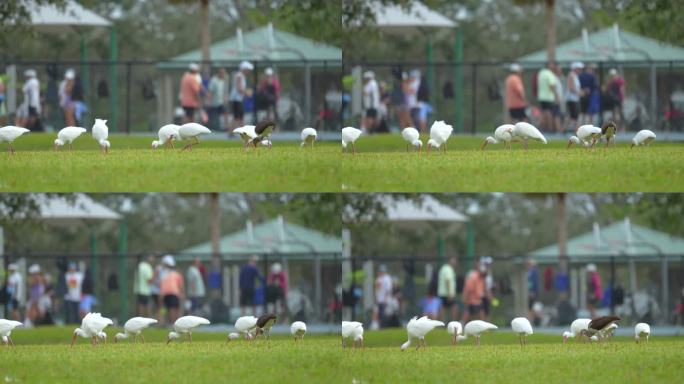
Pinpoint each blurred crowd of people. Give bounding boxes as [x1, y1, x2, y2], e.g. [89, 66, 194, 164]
[505, 61, 627, 133]
[360, 68, 431, 134]
[178, 61, 280, 132]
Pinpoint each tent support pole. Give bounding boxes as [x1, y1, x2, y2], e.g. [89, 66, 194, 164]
[650, 63, 657, 130]
[315, 255, 322, 321]
[426, 35, 434, 118]
[109, 27, 118, 132]
[90, 232, 98, 300]
[454, 28, 463, 134]
[118, 220, 128, 322]
[662, 255, 669, 320]
[305, 63, 312, 126]
[80, 34, 89, 101]
[466, 221, 475, 270]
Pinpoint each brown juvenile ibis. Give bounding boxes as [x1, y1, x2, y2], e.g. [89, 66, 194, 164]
[251, 120, 276, 149]
[601, 121, 617, 147]
[580, 315, 621, 341]
[255, 314, 277, 340]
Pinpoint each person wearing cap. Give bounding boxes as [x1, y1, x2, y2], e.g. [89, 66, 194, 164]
[160, 255, 184, 324]
[565, 62, 583, 131]
[437, 257, 458, 322]
[20, 69, 41, 130]
[6, 263, 25, 321]
[239, 255, 262, 316]
[586, 263, 603, 317]
[207, 68, 228, 130]
[404, 70, 422, 131]
[480, 257, 495, 321]
[26, 264, 45, 326]
[372, 264, 393, 329]
[537, 61, 560, 132]
[579, 63, 598, 124]
[505, 63, 528, 123]
[462, 260, 486, 322]
[180, 63, 202, 123]
[605, 68, 625, 126]
[59, 69, 76, 126]
[266, 262, 288, 317]
[229, 61, 253, 129]
[186, 257, 206, 315]
[64, 262, 83, 324]
[362, 70, 380, 133]
[257, 67, 280, 121]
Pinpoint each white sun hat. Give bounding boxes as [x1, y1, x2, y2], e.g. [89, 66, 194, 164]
[239, 61, 254, 71]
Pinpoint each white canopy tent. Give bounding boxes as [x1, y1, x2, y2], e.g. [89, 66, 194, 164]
[28, 1, 111, 32]
[370, 1, 457, 30]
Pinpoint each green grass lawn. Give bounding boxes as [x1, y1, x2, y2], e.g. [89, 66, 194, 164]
[3, 326, 340, 383]
[0, 134, 339, 192]
[341, 134, 684, 192]
[340, 328, 684, 383]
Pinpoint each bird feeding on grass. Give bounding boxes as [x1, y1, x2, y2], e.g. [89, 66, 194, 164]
[513, 122, 547, 149]
[291, 321, 307, 342]
[0, 319, 22, 347]
[580, 316, 621, 341]
[635, 323, 651, 344]
[301, 127, 317, 148]
[568, 124, 601, 149]
[401, 127, 422, 152]
[426, 120, 453, 154]
[341, 321, 364, 348]
[71, 312, 113, 347]
[481, 124, 515, 150]
[152, 124, 180, 149]
[447, 321, 464, 345]
[511, 317, 533, 346]
[601, 121, 617, 147]
[563, 318, 591, 343]
[463, 320, 498, 346]
[178, 123, 211, 151]
[234, 316, 259, 341]
[92, 118, 110, 153]
[250, 120, 276, 149]
[227, 332, 241, 342]
[342, 127, 362, 154]
[0, 126, 30, 154]
[115, 317, 158, 343]
[167, 316, 210, 344]
[255, 314, 277, 341]
[55, 126, 87, 151]
[631, 130, 656, 147]
[233, 125, 257, 150]
[400, 316, 445, 351]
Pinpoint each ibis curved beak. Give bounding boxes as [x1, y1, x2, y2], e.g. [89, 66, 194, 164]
[166, 338, 172, 345]
[71, 334, 77, 347]
[566, 140, 573, 149]
[481, 141, 488, 151]
[630, 143, 635, 148]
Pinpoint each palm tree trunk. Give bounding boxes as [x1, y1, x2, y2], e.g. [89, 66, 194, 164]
[200, 0, 210, 66]
[557, 193, 567, 272]
[210, 193, 220, 258]
[545, 0, 556, 62]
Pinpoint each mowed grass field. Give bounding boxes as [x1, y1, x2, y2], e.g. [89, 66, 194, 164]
[340, 328, 684, 383]
[2, 326, 341, 383]
[0, 134, 340, 192]
[341, 134, 684, 192]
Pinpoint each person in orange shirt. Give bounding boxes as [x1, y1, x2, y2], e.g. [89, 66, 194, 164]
[505, 63, 528, 123]
[160, 255, 185, 324]
[461, 261, 485, 323]
[180, 63, 202, 123]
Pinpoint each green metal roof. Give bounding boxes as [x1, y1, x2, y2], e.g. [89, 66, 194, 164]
[518, 27, 684, 63]
[159, 26, 341, 69]
[528, 220, 684, 263]
[178, 218, 342, 260]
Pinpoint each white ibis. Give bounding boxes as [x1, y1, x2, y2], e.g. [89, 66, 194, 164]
[291, 321, 307, 342]
[234, 316, 259, 340]
[511, 317, 533, 346]
[568, 125, 601, 149]
[635, 323, 650, 343]
[152, 124, 180, 149]
[341, 321, 364, 348]
[563, 318, 591, 343]
[631, 130, 656, 147]
[513, 122, 547, 149]
[426, 120, 453, 154]
[301, 127, 317, 148]
[580, 316, 621, 340]
[463, 320, 498, 346]
[92, 118, 110, 153]
[342, 127, 362, 154]
[0, 126, 30, 154]
[55, 126, 87, 151]
[481, 124, 516, 150]
[401, 127, 422, 152]
[227, 332, 240, 342]
[400, 316, 445, 351]
[255, 314, 277, 340]
[0, 319, 22, 346]
[601, 121, 617, 147]
[114, 317, 158, 343]
[233, 125, 257, 150]
[178, 123, 211, 151]
[71, 312, 113, 347]
[447, 321, 464, 345]
[166, 315, 210, 344]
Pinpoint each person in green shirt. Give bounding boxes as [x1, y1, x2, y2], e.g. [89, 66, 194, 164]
[537, 62, 560, 132]
[437, 257, 459, 322]
[134, 254, 155, 317]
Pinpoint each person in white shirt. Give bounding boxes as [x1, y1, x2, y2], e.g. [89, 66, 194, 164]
[437, 258, 458, 322]
[186, 257, 206, 314]
[565, 62, 583, 132]
[64, 262, 83, 324]
[229, 61, 253, 129]
[362, 71, 380, 132]
[372, 264, 393, 329]
[6, 263, 25, 321]
[19, 69, 41, 130]
[134, 255, 155, 317]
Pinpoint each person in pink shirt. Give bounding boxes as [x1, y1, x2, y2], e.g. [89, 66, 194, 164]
[586, 263, 603, 317]
[266, 262, 288, 318]
[605, 68, 626, 128]
[461, 261, 486, 323]
[179, 63, 202, 123]
[160, 255, 185, 324]
[505, 63, 528, 123]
